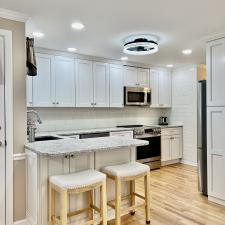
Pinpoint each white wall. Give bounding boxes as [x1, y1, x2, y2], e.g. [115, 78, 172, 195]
[167, 65, 198, 166]
[34, 107, 167, 132]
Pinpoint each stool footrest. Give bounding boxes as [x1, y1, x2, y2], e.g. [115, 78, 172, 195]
[134, 192, 145, 200]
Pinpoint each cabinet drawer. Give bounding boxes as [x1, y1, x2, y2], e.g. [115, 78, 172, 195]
[110, 131, 133, 139]
[161, 127, 182, 136]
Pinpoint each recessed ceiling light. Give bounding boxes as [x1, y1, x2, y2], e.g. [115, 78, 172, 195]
[121, 56, 128, 61]
[67, 47, 77, 52]
[167, 64, 174, 68]
[33, 32, 44, 38]
[182, 49, 192, 55]
[71, 22, 85, 30]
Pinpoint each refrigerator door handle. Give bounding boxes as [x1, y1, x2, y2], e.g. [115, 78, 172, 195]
[197, 82, 202, 148]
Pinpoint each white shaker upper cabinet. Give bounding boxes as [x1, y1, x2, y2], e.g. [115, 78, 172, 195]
[207, 39, 225, 106]
[54, 56, 75, 107]
[150, 69, 159, 107]
[158, 70, 172, 107]
[123, 66, 138, 87]
[27, 76, 33, 107]
[137, 68, 150, 87]
[109, 64, 124, 108]
[93, 62, 109, 107]
[33, 53, 55, 107]
[76, 59, 94, 107]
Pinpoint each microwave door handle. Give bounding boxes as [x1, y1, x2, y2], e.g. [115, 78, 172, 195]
[144, 91, 148, 104]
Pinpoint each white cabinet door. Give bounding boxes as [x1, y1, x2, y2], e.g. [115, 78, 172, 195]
[207, 39, 225, 106]
[171, 136, 182, 160]
[161, 136, 171, 162]
[93, 62, 109, 107]
[109, 64, 124, 107]
[138, 68, 149, 87]
[55, 56, 75, 107]
[76, 59, 94, 107]
[27, 76, 33, 107]
[123, 66, 138, 87]
[207, 107, 225, 200]
[150, 69, 159, 107]
[158, 71, 172, 107]
[33, 53, 55, 107]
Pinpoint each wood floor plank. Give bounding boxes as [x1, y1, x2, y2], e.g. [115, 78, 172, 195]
[108, 163, 225, 225]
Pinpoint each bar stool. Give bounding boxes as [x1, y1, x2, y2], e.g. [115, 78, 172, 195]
[49, 169, 107, 225]
[102, 162, 150, 225]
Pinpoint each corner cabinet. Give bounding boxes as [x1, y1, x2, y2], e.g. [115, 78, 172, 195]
[123, 66, 150, 87]
[161, 127, 183, 164]
[150, 69, 172, 108]
[75, 60, 109, 107]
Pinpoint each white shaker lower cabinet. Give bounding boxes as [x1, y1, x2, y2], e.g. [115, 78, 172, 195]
[76, 59, 93, 107]
[150, 69, 172, 108]
[109, 64, 124, 107]
[207, 39, 225, 107]
[161, 127, 183, 165]
[93, 62, 109, 107]
[207, 107, 225, 204]
[33, 53, 55, 107]
[54, 56, 75, 107]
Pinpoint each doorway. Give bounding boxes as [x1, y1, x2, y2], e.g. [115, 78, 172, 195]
[0, 29, 13, 225]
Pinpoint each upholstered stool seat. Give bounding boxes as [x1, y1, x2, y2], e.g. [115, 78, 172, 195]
[50, 169, 106, 190]
[102, 162, 151, 225]
[102, 162, 149, 178]
[49, 169, 107, 225]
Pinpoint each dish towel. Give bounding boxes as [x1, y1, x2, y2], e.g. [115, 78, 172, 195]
[26, 37, 37, 76]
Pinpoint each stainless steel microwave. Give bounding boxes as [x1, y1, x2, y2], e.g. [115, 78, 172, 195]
[124, 87, 151, 106]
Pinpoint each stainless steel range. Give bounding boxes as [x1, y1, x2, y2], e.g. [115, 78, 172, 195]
[117, 125, 161, 169]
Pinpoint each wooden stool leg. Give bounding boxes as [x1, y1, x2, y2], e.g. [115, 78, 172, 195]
[130, 180, 135, 215]
[49, 183, 55, 225]
[60, 190, 68, 225]
[115, 178, 121, 225]
[144, 172, 151, 224]
[100, 180, 107, 225]
[88, 190, 93, 220]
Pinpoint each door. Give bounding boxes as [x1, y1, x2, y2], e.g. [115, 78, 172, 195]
[0, 35, 6, 225]
[158, 71, 171, 107]
[109, 64, 124, 107]
[207, 39, 225, 106]
[123, 66, 138, 86]
[55, 56, 75, 107]
[27, 76, 33, 107]
[76, 59, 93, 107]
[33, 53, 55, 107]
[138, 68, 149, 87]
[93, 62, 109, 107]
[150, 69, 159, 107]
[161, 136, 171, 162]
[171, 136, 182, 159]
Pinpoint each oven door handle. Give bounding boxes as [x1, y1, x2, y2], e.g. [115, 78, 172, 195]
[135, 134, 161, 139]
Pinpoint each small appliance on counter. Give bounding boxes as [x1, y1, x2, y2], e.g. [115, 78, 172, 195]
[158, 117, 168, 125]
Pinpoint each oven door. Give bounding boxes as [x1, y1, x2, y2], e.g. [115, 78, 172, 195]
[136, 135, 161, 163]
[125, 87, 150, 106]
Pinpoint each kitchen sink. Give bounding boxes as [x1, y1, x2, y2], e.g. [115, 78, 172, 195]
[35, 136, 62, 142]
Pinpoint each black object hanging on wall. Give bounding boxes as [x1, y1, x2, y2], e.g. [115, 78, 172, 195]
[26, 37, 37, 76]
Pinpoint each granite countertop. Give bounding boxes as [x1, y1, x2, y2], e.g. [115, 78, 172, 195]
[36, 127, 134, 137]
[25, 136, 148, 156]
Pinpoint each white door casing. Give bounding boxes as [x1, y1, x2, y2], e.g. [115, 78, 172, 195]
[0, 29, 13, 225]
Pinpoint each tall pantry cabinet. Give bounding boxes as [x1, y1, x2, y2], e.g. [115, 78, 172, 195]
[207, 37, 225, 206]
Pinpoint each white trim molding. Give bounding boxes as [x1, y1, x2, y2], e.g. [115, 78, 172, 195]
[14, 219, 30, 225]
[181, 159, 197, 167]
[13, 153, 27, 161]
[0, 8, 29, 22]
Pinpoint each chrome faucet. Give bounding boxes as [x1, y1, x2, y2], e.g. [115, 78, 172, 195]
[27, 110, 42, 142]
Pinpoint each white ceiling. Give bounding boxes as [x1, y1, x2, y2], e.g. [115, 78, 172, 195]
[2, 0, 225, 66]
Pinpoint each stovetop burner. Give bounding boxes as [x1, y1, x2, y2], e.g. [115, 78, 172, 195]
[117, 125, 143, 128]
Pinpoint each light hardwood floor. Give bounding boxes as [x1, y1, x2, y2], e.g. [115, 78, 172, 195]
[109, 163, 225, 225]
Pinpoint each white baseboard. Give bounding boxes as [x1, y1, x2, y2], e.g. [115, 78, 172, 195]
[208, 196, 225, 207]
[14, 219, 30, 225]
[181, 159, 197, 167]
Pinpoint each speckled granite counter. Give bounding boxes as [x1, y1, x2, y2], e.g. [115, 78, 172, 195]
[25, 136, 148, 156]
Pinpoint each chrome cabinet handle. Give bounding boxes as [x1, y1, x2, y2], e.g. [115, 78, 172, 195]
[56, 102, 59, 105]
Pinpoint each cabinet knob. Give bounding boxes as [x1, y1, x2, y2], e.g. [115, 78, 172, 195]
[56, 102, 59, 105]
[64, 155, 69, 159]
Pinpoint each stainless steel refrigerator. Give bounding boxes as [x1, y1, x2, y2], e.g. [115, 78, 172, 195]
[197, 80, 207, 196]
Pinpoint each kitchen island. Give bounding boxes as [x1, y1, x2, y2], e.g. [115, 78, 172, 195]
[25, 136, 148, 225]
